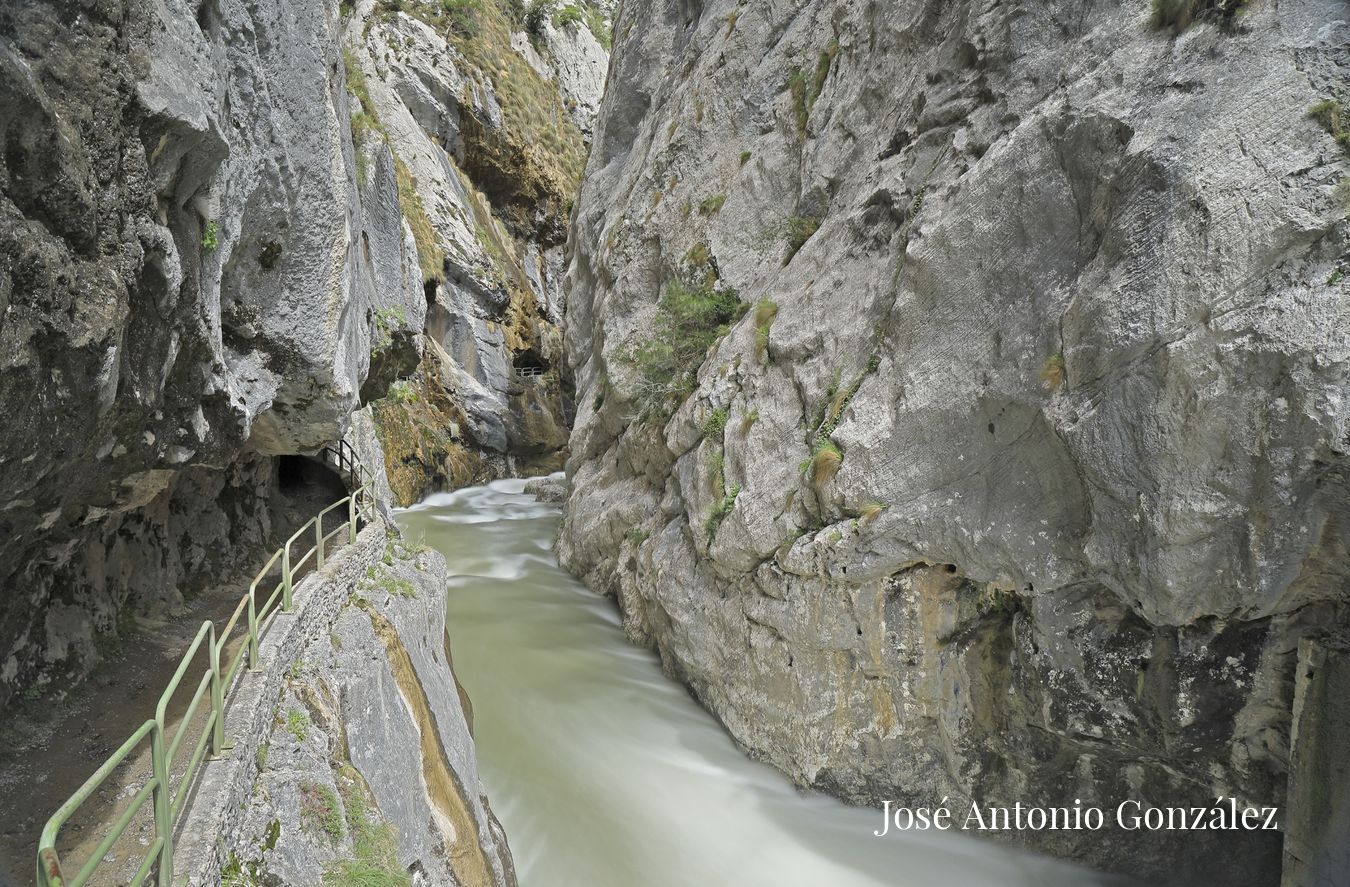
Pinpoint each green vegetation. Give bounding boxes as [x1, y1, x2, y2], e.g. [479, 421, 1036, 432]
[221, 820, 280, 887]
[372, 306, 408, 348]
[287, 659, 304, 681]
[752, 299, 778, 362]
[323, 766, 411, 886]
[387, 379, 418, 404]
[782, 214, 820, 262]
[255, 742, 270, 772]
[1041, 353, 1066, 391]
[1308, 99, 1349, 150]
[697, 194, 726, 216]
[300, 781, 344, 841]
[1150, 0, 1245, 31]
[285, 708, 309, 743]
[394, 158, 445, 283]
[786, 39, 838, 136]
[705, 484, 741, 535]
[626, 527, 649, 544]
[739, 150, 752, 166]
[364, 564, 417, 599]
[439, 0, 484, 36]
[703, 407, 728, 438]
[622, 278, 743, 417]
[1335, 178, 1350, 211]
[202, 220, 220, 252]
[739, 408, 759, 436]
[811, 40, 839, 108]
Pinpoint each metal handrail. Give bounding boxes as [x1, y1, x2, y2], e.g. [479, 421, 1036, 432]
[37, 444, 373, 887]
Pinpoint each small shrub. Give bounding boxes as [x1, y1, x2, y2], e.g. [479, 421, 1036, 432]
[202, 220, 220, 252]
[622, 278, 742, 417]
[285, 708, 309, 743]
[626, 527, 649, 544]
[583, 5, 612, 48]
[705, 484, 741, 535]
[725, 10, 739, 34]
[440, 0, 483, 36]
[255, 742, 270, 772]
[1041, 353, 1066, 391]
[739, 408, 759, 436]
[698, 194, 726, 216]
[704, 407, 728, 438]
[739, 150, 752, 166]
[810, 440, 842, 488]
[387, 380, 418, 404]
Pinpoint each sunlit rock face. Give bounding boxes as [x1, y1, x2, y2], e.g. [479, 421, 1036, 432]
[558, 0, 1349, 882]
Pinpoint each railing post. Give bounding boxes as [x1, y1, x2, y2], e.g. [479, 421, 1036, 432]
[151, 721, 173, 887]
[209, 626, 226, 756]
[282, 544, 293, 613]
[247, 590, 260, 671]
[349, 495, 357, 544]
[316, 512, 325, 570]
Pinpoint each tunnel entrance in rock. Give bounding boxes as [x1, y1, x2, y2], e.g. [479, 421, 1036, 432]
[272, 454, 351, 534]
[512, 348, 549, 379]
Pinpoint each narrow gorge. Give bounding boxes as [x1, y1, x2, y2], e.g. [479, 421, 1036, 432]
[1, 0, 1347, 885]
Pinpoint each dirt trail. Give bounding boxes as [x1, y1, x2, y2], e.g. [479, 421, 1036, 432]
[0, 459, 352, 887]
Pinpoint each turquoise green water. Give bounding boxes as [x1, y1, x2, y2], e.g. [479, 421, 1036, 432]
[397, 478, 1108, 887]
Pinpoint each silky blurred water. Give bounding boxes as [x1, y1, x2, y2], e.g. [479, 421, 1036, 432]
[396, 478, 1110, 887]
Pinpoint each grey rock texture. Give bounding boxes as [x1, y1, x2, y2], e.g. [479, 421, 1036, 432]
[344, 0, 606, 505]
[227, 538, 516, 887]
[559, 0, 1350, 883]
[0, 0, 426, 704]
[0, 0, 597, 701]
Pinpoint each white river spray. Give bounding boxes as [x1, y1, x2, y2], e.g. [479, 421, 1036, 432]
[397, 478, 1115, 887]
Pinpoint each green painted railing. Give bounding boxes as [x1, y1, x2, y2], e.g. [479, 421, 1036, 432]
[37, 441, 376, 887]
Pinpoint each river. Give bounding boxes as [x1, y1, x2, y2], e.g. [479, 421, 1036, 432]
[396, 478, 1114, 887]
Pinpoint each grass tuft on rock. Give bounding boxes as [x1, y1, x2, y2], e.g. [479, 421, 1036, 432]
[810, 441, 842, 488]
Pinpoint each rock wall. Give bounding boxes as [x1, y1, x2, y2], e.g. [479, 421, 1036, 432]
[0, 0, 607, 703]
[225, 537, 516, 887]
[344, 0, 613, 505]
[558, 0, 1349, 883]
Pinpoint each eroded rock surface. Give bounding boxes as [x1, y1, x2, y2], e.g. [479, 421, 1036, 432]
[559, 1, 1349, 882]
[229, 539, 516, 887]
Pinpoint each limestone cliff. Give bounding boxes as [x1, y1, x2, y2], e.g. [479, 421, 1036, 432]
[0, 0, 605, 705]
[558, 1, 1349, 883]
